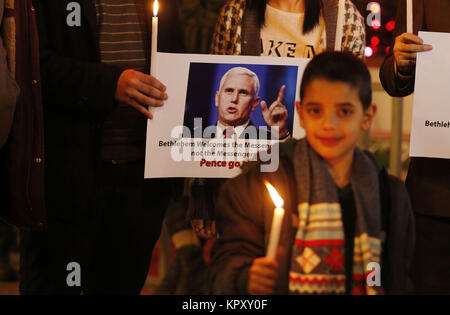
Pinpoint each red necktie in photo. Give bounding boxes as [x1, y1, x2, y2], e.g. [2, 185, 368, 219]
[224, 127, 235, 139]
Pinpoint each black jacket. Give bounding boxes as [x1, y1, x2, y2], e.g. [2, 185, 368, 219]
[209, 140, 415, 294]
[379, 0, 450, 218]
[0, 0, 45, 230]
[33, 0, 183, 224]
[0, 0, 19, 148]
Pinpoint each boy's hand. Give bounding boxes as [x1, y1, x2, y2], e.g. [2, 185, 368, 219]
[261, 85, 289, 139]
[248, 257, 278, 295]
[115, 70, 168, 119]
[393, 33, 433, 75]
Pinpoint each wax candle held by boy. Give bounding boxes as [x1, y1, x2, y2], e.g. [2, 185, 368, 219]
[264, 181, 285, 260]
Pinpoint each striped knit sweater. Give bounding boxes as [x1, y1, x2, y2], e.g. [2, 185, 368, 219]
[95, 0, 149, 161]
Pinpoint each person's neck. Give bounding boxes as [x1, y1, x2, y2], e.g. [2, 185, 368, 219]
[217, 120, 249, 128]
[325, 152, 354, 189]
[268, 0, 305, 13]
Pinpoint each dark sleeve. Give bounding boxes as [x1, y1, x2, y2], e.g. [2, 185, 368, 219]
[207, 156, 296, 295]
[186, 178, 224, 221]
[0, 1, 19, 148]
[207, 167, 267, 294]
[379, 0, 416, 97]
[33, 0, 123, 117]
[0, 44, 19, 148]
[384, 175, 415, 294]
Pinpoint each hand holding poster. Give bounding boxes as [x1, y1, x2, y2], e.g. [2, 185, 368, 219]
[144, 53, 310, 178]
[410, 32, 450, 159]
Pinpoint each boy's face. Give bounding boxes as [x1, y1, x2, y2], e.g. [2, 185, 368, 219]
[297, 79, 376, 165]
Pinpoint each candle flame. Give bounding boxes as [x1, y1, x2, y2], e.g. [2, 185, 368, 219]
[265, 181, 284, 208]
[153, 0, 159, 17]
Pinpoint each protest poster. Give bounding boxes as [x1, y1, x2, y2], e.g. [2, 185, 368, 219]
[144, 53, 310, 178]
[410, 32, 450, 159]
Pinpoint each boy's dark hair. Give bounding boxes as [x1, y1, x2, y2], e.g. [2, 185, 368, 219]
[300, 52, 372, 110]
[248, 0, 322, 34]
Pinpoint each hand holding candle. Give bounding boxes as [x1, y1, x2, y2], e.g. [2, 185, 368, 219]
[265, 181, 285, 259]
[114, 0, 166, 120]
[247, 181, 283, 295]
[248, 256, 278, 295]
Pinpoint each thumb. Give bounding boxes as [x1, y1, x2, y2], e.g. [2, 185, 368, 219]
[261, 101, 268, 113]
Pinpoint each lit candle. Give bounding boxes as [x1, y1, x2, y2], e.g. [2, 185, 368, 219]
[265, 181, 285, 259]
[334, 0, 345, 51]
[151, 0, 159, 77]
[407, 0, 413, 33]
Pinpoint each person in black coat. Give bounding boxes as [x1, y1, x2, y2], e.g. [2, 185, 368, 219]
[379, 0, 450, 294]
[20, 0, 183, 294]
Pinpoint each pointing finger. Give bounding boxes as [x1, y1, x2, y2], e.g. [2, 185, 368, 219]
[277, 85, 286, 103]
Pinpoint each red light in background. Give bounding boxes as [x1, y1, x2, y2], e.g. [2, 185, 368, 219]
[371, 36, 380, 46]
[371, 19, 381, 30]
[385, 46, 391, 54]
[386, 20, 396, 32]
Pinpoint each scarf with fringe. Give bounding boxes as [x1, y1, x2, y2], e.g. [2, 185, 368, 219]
[289, 140, 383, 295]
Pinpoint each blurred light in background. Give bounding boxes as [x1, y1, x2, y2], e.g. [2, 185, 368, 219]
[353, 0, 398, 60]
[365, 46, 374, 57]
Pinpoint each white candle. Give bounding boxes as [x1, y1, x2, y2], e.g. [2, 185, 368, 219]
[150, 0, 158, 77]
[334, 0, 345, 51]
[267, 207, 285, 259]
[265, 182, 285, 259]
[407, 0, 413, 33]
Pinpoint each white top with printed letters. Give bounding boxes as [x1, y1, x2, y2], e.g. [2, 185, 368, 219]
[260, 5, 326, 59]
